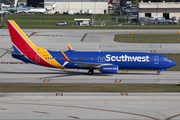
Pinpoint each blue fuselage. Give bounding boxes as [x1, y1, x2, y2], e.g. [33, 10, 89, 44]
[44, 51, 177, 70]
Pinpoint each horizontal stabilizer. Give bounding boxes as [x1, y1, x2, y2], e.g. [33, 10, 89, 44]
[0, 48, 9, 51]
[0, 48, 12, 53]
[0, 48, 25, 56]
[11, 52, 25, 56]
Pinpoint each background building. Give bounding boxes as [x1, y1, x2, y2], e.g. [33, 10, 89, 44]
[139, 1, 180, 20]
[44, 0, 108, 14]
[27, 0, 43, 7]
[0, 0, 108, 14]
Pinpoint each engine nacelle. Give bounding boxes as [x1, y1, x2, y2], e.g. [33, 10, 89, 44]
[100, 65, 118, 74]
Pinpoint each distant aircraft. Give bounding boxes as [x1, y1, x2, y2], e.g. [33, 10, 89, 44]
[15, 5, 31, 14]
[0, 10, 10, 14]
[1, 3, 10, 8]
[0, 3, 10, 14]
[6, 20, 177, 75]
[24, 2, 56, 14]
[108, 0, 113, 4]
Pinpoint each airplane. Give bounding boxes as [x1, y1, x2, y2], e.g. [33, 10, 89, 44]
[15, 5, 30, 14]
[5, 20, 177, 75]
[23, 2, 56, 14]
[108, 0, 113, 4]
[0, 10, 10, 15]
[0, 3, 10, 14]
[1, 3, 10, 8]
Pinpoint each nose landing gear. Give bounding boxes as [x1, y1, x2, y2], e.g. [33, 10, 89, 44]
[157, 71, 161, 75]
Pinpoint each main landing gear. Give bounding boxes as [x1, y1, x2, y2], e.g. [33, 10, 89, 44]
[157, 71, 161, 75]
[88, 69, 94, 75]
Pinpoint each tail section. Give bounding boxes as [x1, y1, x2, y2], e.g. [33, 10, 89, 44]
[108, 0, 113, 4]
[7, 20, 65, 69]
[46, 2, 56, 11]
[7, 20, 36, 54]
[52, 2, 56, 9]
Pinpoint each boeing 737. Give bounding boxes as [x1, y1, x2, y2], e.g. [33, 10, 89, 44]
[6, 20, 177, 75]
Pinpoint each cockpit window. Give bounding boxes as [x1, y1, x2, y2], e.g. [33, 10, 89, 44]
[163, 58, 170, 61]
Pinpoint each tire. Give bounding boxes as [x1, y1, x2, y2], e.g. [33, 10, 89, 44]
[157, 71, 161, 75]
[88, 69, 94, 75]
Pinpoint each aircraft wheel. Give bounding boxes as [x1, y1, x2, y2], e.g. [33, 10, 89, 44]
[88, 69, 94, 75]
[157, 71, 161, 75]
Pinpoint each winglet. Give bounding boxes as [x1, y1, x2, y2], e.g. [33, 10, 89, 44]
[67, 43, 73, 50]
[61, 51, 71, 62]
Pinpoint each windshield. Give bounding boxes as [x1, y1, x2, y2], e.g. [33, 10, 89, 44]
[163, 58, 170, 61]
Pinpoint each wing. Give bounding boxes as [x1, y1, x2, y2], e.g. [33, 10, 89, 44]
[61, 51, 112, 68]
[67, 43, 73, 50]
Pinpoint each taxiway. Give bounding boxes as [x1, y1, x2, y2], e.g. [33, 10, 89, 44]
[0, 29, 180, 120]
[0, 93, 180, 120]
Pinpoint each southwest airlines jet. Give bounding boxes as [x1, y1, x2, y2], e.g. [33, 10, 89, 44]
[6, 20, 177, 75]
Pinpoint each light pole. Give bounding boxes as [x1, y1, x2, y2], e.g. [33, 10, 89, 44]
[156, 5, 158, 16]
[1, 3, 3, 21]
[119, 0, 122, 22]
[94, 2, 95, 20]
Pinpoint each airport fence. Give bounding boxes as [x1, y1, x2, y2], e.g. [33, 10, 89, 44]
[93, 17, 129, 26]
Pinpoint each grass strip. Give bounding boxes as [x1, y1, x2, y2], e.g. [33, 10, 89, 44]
[114, 34, 180, 43]
[1, 14, 180, 29]
[0, 83, 179, 92]
[2, 25, 180, 29]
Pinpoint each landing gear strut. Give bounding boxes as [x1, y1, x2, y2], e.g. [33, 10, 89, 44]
[88, 69, 94, 75]
[157, 71, 161, 75]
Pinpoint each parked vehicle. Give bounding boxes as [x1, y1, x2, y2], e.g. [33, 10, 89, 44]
[87, 10, 93, 15]
[56, 22, 67, 26]
[166, 19, 178, 24]
[68, 10, 73, 14]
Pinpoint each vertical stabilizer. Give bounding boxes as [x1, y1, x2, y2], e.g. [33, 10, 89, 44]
[7, 20, 65, 69]
[7, 20, 36, 54]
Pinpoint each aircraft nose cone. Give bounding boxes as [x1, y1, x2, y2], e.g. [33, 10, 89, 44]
[170, 60, 177, 67]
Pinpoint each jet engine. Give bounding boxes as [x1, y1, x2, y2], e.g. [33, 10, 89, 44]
[100, 65, 118, 73]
